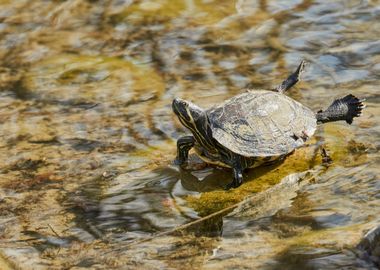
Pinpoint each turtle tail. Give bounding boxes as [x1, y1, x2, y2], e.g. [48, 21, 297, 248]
[316, 94, 365, 124]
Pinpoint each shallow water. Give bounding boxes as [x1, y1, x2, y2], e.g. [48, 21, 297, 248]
[0, 0, 379, 269]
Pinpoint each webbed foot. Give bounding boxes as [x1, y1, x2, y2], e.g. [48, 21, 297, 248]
[316, 94, 365, 124]
[275, 60, 307, 93]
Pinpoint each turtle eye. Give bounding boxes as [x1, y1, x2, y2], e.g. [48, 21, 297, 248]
[180, 100, 187, 107]
[173, 98, 187, 108]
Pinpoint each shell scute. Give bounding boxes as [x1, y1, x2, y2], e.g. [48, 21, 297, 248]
[207, 90, 316, 157]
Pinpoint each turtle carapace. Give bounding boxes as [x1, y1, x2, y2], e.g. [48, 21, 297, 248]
[172, 61, 365, 189]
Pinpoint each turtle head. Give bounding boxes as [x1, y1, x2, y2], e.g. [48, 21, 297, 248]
[172, 97, 215, 152]
[172, 97, 213, 138]
[172, 98, 205, 125]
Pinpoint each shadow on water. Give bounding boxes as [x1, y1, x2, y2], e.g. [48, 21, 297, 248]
[62, 153, 297, 243]
[271, 246, 341, 270]
[63, 164, 230, 240]
[179, 158, 285, 192]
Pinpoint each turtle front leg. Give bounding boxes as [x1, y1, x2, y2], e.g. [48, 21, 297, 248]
[316, 94, 365, 124]
[225, 156, 245, 190]
[275, 60, 307, 93]
[174, 135, 195, 166]
[225, 167, 244, 190]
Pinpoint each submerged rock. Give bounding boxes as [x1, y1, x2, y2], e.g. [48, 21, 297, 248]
[357, 224, 380, 268]
[229, 170, 318, 218]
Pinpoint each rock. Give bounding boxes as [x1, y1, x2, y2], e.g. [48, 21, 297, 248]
[357, 224, 380, 267]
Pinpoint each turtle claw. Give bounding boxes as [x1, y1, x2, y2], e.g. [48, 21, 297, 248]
[224, 182, 234, 190]
[344, 94, 365, 124]
[224, 180, 239, 190]
[173, 158, 182, 166]
[321, 147, 332, 166]
[174, 157, 187, 167]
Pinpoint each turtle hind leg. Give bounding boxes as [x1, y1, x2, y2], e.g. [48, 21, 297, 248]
[316, 94, 365, 124]
[275, 60, 307, 93]
[174, 136, 195, 166]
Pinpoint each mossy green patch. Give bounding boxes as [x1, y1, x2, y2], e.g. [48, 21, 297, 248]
[279, 222, 371, 251]
[186, 125, 369, 217]
[323, 124, 369, 166]
[186, 143, 319, 216]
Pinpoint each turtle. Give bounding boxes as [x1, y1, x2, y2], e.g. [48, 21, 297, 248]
[172, 61, 365, 189]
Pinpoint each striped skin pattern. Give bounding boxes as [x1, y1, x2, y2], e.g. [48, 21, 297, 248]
[173, 61, 364, 188]
[172, 89, 316, 170]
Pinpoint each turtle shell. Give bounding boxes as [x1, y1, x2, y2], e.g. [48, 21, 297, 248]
[207, 90, 317, 157]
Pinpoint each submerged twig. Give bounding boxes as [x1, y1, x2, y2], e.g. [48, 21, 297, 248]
[110, 203, 238, 252]
[48, 224, 61, 238]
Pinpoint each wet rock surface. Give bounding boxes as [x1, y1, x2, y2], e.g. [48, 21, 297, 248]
[357, 224, 380, 268]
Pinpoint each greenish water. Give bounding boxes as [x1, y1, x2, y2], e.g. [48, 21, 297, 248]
[0, 0, 379, 269]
